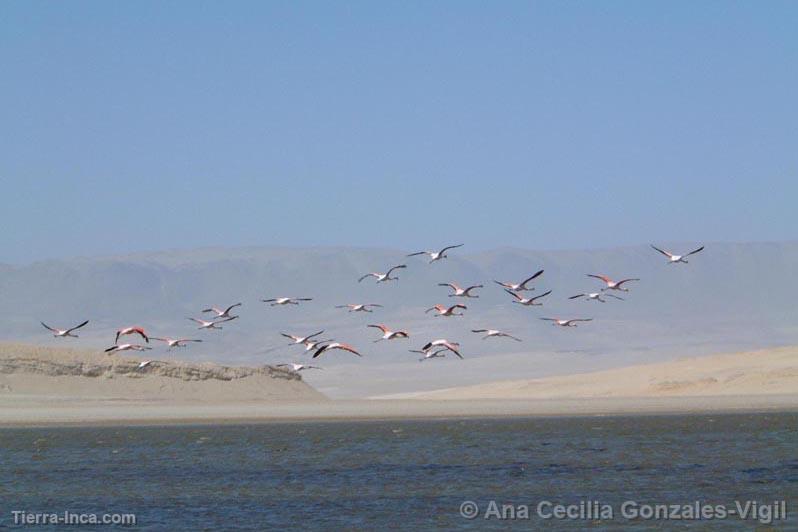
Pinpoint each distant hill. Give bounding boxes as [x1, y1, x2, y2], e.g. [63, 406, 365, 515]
[382, 346, 798, 400]
[2, 242, 796, 397]
[0, 342, 326, 402]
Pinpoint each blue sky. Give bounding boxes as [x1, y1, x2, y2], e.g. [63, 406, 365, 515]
[1, 1, 796, 263]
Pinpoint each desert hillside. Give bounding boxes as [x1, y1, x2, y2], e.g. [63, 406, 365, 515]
[386, 346, 798, 400]
[0, 343, 326, 402]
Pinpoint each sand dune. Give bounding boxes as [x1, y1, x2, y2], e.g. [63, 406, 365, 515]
[1, 343, 796, 425]
[0, 343, 326, 403]
[384, 346, 798, 400]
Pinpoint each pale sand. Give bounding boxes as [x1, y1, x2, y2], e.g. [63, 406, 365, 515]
[0, 344, 796, 426]
[1, 396, 797, 427]
[381, 346, 798, 400]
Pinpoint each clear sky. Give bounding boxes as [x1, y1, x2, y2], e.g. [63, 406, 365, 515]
[1, 1, 796, 263]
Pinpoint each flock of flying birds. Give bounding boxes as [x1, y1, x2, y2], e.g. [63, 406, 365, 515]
[39, 243, 705, 371]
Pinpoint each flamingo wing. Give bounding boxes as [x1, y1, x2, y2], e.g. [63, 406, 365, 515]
[66, 320, 89, 333]
[650, 245, 673, 258]
[685, 246, 705, 257]
[651, 244, 673, 258]
[337, 344, 362, 356]
[531, 290, 552, 302]
[40, 322, 58, 333]
[439, 244, 464, 254]
[504, 289, 523, 301]
[519, 269, 544, 288]
[386, 264, 407, 275]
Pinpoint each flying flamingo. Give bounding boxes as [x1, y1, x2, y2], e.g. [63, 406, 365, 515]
[569, 292, 624, 303]
[188, 316, 237, 330]
[312, 342, 362, 359]
[407, 244, 464, 263]
[202, 303, 242, 319]
[281, 330, 325, 345]
[493, 270, 544, 292]
[150, 337, 203, 349]
[335, 303, 383, 313]
[367, 324, 410, 342]
[105, 343, 152, 354]
[420, 339, 463, 358]
[471, 329, 522, 341]
[506, 289, 552, 306]
[651, 244, 705, 264]
[261, 297, 312, 306]
[425, 303, 467, 317]
[277, 363, 323, 372]
[358, 264, 407, 283]
[540, 318, 593, 327]
[587, 274, 639, 292]
[438, 282, 483, 298]
[40, 320, 89, 338]
[115, 327, 149, 344]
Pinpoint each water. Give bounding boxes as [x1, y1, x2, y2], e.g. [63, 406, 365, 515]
[1, 413, 796, 530]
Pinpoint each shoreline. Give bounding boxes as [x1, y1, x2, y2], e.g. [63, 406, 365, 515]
[2, 394, 796, 428]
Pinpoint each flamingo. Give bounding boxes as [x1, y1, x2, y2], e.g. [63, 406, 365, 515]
[425, 303, 467, 317]
[506, 289, 552, 306]
[115, 327, 149, 344]
[150, 337, 203, 349]
[40, 320, 89, 338]
[587, 274, 639, 292]
[438, 282, 483, 298]
[335, 303, 383, 313]
[367, 324, 410, 342]
[281, 330, 325, 345]
[358, 265, 407, 283]
[540, 318, 593, 327]
[202, 303, 242, 319]
[312, 342, 362, 359]
[277, 363, 323, 372]
[569, 292, 624, 303]
[471, 329, 522, 341]
[262, 297, 312, 306]
[493, 270, 544, 292]
[420, 339, 463, 358]
[407, 244, 464, 263]
[651, 244, 705, 264]
[188, 316, 236, 330]
[137, 360, 153, 369]
[105, 343, 152, 354]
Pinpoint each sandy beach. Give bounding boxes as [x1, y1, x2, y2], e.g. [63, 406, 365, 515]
[2, 395, 798, 427]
